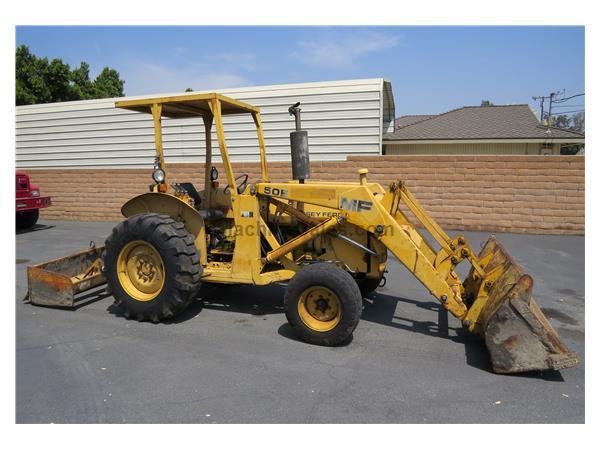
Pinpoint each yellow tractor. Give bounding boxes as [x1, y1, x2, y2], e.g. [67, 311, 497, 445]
[27, 93, 578, 373]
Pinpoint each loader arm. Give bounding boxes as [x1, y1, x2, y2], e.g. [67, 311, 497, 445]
[258, 173, 579, 373]
[258, 180, 475, 320]
[348, 182, 578, 372]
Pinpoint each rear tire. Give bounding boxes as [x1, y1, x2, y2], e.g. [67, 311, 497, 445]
[104, 213, 202, 323]
[16, 209, 39, 229]
[284, 263, 363, 346]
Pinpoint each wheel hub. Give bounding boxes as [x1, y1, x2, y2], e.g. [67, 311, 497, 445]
[136, 257, 157, 281]
[117, 240, 165, 301]
[297, 286, 342, 332]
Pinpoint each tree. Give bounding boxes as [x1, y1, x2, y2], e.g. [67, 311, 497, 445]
[92, 67, 125, 98]
[480, 100, 494, 107]
[184, 87, 194, 92]
[70, 62, 95, 99]
[552, 114, 570, 129]
[15, 45, 125, 105]
[570, 112, 585, 133]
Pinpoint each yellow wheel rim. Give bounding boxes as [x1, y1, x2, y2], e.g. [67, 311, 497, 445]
[297, 286, 342, 332]
[117, 240, 165, 302]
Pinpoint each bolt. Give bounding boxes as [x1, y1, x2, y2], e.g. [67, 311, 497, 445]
[458, 237, 465, 245]
[451, 256, 458, 264]
[375, 225, 384, 234]
[440, 294, 448, 303]
[461, 248, 469, 258]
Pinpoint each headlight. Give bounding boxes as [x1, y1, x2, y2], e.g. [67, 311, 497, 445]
[30, 189, 40, 197]
[152, 169, 165, 183]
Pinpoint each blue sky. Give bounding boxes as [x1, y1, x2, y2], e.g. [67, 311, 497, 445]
[16, 26, 585, 116]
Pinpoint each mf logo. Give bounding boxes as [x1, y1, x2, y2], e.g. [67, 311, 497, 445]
[340, 197, 373, 212]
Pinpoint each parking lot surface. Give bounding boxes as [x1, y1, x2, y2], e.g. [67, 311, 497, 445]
[16, 219, 585, 423]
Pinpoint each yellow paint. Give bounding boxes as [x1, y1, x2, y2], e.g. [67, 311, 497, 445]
[116, 92, 259, 116]
[121, 192, 207, 265]
[252, 112, 269, 182]
[117, 240, 165, 301]
[203, 114, 213, 209]
[150, 103, 166, 183]
[114, 92, 523, 329]
[297, 286, 342, 332]
[231, 193, 260, 282]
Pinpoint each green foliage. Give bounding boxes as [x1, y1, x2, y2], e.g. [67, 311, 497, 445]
[15, 45, 125, 105]
[93, 68, 125, 98]
[184, 87, 194, 92]
[551, 112, 585, 133]
[570, 112, 585, 133]
[552, 114, 570, 129]
[560, 144, 583, 155]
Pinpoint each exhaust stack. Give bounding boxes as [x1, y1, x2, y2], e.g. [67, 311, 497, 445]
[288, 102, 310, 183]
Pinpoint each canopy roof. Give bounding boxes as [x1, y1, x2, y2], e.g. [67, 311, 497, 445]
[115, 92, 260, 119]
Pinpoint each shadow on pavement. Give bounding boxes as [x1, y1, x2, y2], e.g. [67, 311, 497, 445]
[108, 283, 286, 324]
[276, 322, 354, 347]
[16, 224, 55, 235]
[23, 285, 112, 312]
[167, 282, 354, 348]
[361, 291, 565, 381]
[107, 280, 565, 380]
[197, 283, 286, 317]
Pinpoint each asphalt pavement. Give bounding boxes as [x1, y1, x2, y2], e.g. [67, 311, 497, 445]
[15, 219, 585, 423]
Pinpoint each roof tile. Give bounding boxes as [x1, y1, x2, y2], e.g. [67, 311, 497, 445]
[386, 105, 584, 140]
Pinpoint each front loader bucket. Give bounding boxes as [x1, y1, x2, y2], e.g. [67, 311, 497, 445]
[467, 237, 579, 374]
[27, 245, 106, 307]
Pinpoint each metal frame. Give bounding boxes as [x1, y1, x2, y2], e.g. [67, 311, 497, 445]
[115, 93, 523, 327]
[116, 93, 270, 185]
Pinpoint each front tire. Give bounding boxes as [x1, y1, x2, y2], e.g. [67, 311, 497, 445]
[16, 209, 39, 229]
[284, 263, 363, 346]
[104, 213, 202, 323]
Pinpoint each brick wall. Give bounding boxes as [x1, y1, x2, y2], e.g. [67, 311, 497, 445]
[26, 155, 585, 235]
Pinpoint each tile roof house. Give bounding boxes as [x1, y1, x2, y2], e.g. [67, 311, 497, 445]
[384, 104, 584, 155]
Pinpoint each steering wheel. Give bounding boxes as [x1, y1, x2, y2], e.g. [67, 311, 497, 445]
[224, 174, 249, 194]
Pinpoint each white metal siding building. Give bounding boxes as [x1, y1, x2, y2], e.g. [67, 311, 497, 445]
[16, 78, 395, 169]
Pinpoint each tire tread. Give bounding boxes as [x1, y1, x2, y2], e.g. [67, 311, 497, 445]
[104, 213, 202, 322]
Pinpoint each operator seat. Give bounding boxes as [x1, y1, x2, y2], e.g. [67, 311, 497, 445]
[177, 182, 202, 208]
[177, 181, 225, 220]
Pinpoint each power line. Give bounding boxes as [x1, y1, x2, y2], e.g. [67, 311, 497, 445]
[549, 109, 584, 115]
[553, 93, 585, 103]
[553, 104, 585, 108]
[532, 91, 585, 125]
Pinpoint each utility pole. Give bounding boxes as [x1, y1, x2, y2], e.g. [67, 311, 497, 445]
[533, 90, 563, 126]
[547, 90, 564, 126]
[547, 92, 556, 127]
[532, 96, 546, 124]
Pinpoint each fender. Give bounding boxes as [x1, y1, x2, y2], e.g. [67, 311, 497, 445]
[121, 192, 207, 264]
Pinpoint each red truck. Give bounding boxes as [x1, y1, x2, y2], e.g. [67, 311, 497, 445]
[16, 171, 51, 229]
